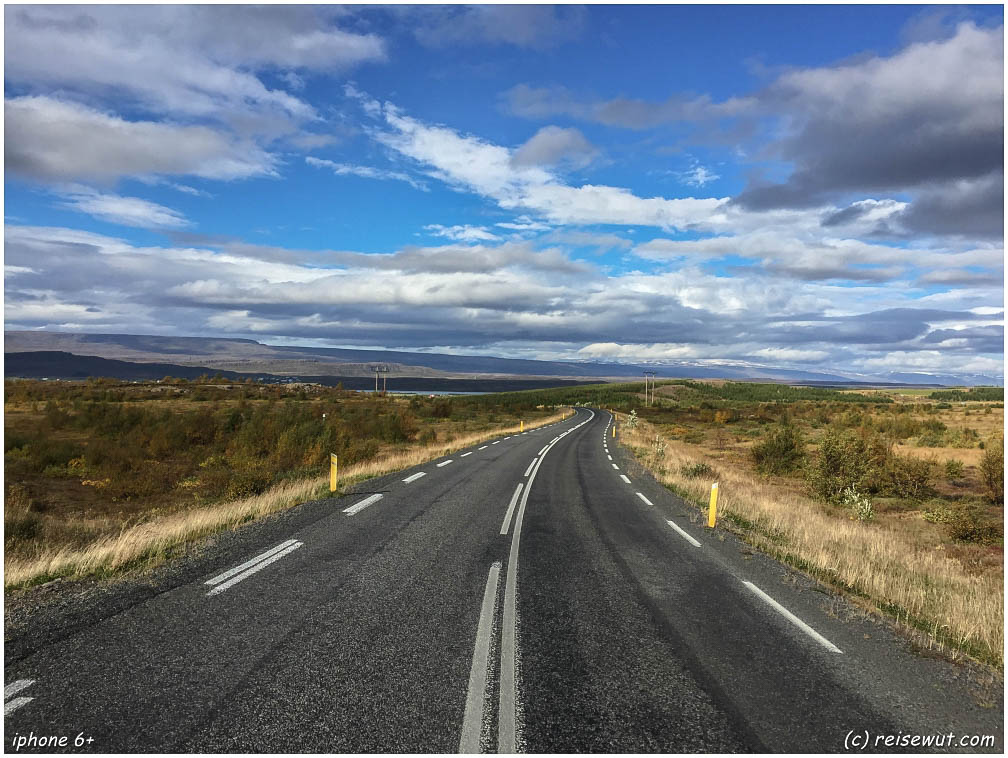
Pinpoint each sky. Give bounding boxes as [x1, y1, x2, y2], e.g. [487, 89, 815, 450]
[3, 3, 1004, 380]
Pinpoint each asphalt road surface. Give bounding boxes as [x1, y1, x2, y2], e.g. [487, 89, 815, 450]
[3, 409, 1003, 752]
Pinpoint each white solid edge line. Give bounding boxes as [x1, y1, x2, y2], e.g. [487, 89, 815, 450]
[666, 519, 701, 548]
[205, 539, 299, 585]
[206, 542, 303, 596]
[437, 459, 453, 467]
[620, 474, 631, 483]
[403, 471, 427, 483]
[538, 446, 549, 455]
[523, 459, 537, 478]
[636, 492, 654, 506]
[460, 451, 473, 457]
[343, 493, 383, 515]
[4, 680, 34, 700]
[742, 581, 843, 653]
[4, 697, 33, 716]
[499, 409, 595, 751]
[459, 561, 502, 753]
[500, 482, 524, 535]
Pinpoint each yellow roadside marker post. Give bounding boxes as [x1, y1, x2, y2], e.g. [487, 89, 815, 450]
[708, 482, 719, 528]
[520, 420, 524, 432]
[330, 453, 338, 492]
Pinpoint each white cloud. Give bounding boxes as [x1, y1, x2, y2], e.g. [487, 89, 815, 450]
[677, 164, 720, 187]
[58, 187, 190, 229]
[423, 224, 500, 242]
[6, 96, 276, 182]
[371, 100, 726, 231]
[305, 156, 429, 191]
[4, 6, 385, 125]
[495, 216, 552, 232]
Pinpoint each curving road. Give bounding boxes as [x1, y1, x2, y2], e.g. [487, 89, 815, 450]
[3, 409, 1002, 752]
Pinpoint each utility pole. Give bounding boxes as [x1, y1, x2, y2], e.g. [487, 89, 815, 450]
[372, 365, 389, 395]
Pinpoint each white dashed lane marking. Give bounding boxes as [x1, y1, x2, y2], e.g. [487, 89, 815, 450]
[402, 472, 426, 483]
[666, 519, 702, 548]
[343, 493, 383, 516]
[742, 581, 843, 653]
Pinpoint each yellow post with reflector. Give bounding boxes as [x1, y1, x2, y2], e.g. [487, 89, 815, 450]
[708, 482, 719, 528]
[330, 453, 338, 492]
[520, 420, 524, 432]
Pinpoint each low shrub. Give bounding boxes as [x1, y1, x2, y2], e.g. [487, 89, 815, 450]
[944, 459, 965, 481]
[947, 505, 1002, 545]
[750, 424, 805, 475]
[806, 430, 871, 504]
[979, 441, 1004, 503]
[680, 462, 717, 479]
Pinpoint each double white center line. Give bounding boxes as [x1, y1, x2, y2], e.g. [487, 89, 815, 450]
[459, 562, 502, 753]
[205, 539, 303, 596]
[4, 680, 35, 716]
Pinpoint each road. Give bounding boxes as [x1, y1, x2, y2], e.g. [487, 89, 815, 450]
[3, 408, 1003, 752]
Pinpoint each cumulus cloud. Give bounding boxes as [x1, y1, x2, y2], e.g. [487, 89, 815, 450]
[733, 23, 1003, 238]
[4, 5, 383, 125]
[511, 126, 598, 169]
[4, 5, 386, 187]
[5, 97, 277, 183]
[503, 24, 1002, 241]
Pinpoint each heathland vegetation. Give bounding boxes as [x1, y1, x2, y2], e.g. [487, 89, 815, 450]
[5, 375, 1003, 668]
[4, 377, 567, 587]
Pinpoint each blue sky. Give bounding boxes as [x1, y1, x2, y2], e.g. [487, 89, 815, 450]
[4, 4, 1004, 379]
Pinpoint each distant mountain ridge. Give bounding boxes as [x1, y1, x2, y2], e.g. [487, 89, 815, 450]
[3, 331, 1000, 386]
[2, 352, 599, 393]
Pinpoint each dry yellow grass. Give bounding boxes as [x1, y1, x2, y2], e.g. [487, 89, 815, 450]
[894, 444, 985, 467]
[618, 414, 1004, 668]
[4, 409, 570, 588]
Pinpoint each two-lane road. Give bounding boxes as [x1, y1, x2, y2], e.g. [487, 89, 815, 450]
[3, 409, 1002, 752]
